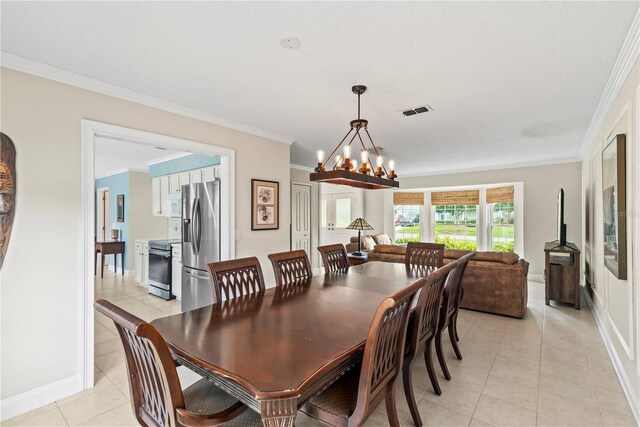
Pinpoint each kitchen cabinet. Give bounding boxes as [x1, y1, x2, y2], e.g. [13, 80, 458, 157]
[152, 166, 219, 216]
[179, 172, 190, 190]
[203, 166, 216, 182]
[169, 174, 181, 194]
[189, 169, 203, 184]
[151, 176, 171, 216]
[135, 240, 150, 286]
[171, 245, 182, 300]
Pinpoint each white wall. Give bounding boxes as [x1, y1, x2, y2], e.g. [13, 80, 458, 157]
[363, 162, 582, 276]
[582, 57, 639, 417]
[0, 68, 290, 408]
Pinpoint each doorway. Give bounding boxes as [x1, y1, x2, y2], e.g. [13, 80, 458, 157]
[291, 183, 311, 252]
[96, 188, 109, 241]
[320, 192, 358, 245]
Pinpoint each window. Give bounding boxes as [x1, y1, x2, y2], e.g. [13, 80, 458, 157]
[434, 205, 477, 250]
[394, 205, 421, 243]
[490, 202, 514, 252]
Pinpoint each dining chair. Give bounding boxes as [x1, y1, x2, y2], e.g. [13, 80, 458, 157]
[299, 276, 425, 427]
[207, 256, 265, 301]
[268, 249, 312, 287]
[402, 262, 456, 427]
[405, 242, 445, 273]
[435, 252, 476, 381]
[93, 299, 261, 427]
[318, 243, 350, 272]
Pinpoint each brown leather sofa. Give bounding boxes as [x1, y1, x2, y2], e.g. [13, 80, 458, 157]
[369, 245, 529, 318]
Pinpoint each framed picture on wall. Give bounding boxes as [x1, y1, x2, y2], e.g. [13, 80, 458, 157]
[251, 179, 279, 230]
[601, 134, 626, 280]
[117, 194, 125, 222]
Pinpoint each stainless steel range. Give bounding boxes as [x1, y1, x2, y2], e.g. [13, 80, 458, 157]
[148, 239, 180, 300]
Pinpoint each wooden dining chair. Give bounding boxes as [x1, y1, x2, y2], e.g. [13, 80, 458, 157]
[402, 262, 456, 427]
[405, 242, 445, 273]
[435, 252, 475, 381]
[93, 299, 261, 427]
[318, 243, 350, 272]
[207, 256, 265, 302]
[300, 276, 425, 427]
[268, 249, 312, 287]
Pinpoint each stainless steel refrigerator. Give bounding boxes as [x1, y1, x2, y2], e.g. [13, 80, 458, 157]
[181, 180, 220, 311]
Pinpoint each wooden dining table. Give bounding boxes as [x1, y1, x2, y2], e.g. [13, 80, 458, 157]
[151, 262, 423, 426]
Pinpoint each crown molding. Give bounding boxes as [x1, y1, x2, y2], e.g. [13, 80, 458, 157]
[289, 163, 315, 172]
[145, 152, 194, 166]
[578, 8, 640, 159]
[1, 52, 295, 146]
[95, 167, 146, 180]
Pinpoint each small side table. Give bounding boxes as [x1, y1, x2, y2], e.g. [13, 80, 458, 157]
[347, 252, 368, 266]
[95, 241, 125, 278]
[544, 241, 580, 309]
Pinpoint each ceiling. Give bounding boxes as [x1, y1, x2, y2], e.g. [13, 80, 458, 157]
[94, 136, 187, 178]
[2, 2, 638, 175]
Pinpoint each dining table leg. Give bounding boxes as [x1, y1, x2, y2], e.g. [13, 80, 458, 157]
[260, 397, 297, 427]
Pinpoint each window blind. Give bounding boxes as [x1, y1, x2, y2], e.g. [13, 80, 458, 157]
[393, 192, 425, 206]
[486, 186, 514, 203]
[431, 190, 479, 206]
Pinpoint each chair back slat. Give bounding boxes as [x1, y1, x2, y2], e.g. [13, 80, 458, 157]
[443, 252, 475, 316]
[351, 277, 424, 421]
[405, 242, 444, 274]
[207, 257, 266, 301]
[268, 250, 312, 287]
[94, 300, 183, 427]
[318, 244, 349, 272]
[408, 262, 456, 358]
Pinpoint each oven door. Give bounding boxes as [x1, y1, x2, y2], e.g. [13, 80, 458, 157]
[148, 249, 171, 290]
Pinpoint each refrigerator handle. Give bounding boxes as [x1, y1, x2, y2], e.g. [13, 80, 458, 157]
[194, 197, 202, 253]
[183, 218, 191, 242]
[190, 198, 198, 255]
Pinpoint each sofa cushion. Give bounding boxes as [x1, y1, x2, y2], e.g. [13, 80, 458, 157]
[359, 236, 376, 252]
[444, 249, 519, 265]
[374, 244, 407, 255]
[372, 234, 393, 245]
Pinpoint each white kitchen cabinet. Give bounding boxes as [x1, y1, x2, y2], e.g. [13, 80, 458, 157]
[171, 245, 182, 300]
[135, 241, 143, 283]
[135, 240, 149, 286]
[151, 177, 161, 215]
[189, 169, 203, 184]
[179, 172, 190, 190]
[169, 174, 181, 194]
[202, 166, 216, 182]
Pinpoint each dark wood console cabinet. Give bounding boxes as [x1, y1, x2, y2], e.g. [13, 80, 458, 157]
[544, 241, 580, 309]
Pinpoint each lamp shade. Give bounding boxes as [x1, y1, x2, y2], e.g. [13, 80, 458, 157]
[346, 218, 374, 231]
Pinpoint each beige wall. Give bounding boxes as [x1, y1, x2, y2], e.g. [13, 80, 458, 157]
[582, 57, 639, 410]
[364, 162, 583, 276]
[0, 68, 290, 402]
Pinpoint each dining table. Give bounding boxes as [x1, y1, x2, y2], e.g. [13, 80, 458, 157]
[151, 261, 424, 426]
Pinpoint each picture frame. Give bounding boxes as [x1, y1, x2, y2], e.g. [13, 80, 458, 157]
[601, 134, 626, 280]
[117, 194, 125, 222]
[251, 179, 279, 230]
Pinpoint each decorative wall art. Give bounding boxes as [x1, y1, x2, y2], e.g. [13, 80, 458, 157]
[602, 134, 627, 280]
[0, 132, 16, 269]
[117, 194, 125, 222]
[251, 179, 279, 230]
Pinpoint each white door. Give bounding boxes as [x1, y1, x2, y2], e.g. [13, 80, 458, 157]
[320, 193, 356, 245]
[97, 188, 109, 241]
[291, 184, 311, 252]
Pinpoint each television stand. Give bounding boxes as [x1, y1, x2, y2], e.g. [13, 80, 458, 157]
[544, 241, 580, 309]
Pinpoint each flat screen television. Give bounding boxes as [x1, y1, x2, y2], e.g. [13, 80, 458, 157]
[557, 188, 567, 246]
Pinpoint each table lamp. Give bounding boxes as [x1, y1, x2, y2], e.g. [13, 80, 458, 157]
[346, 218, 374, 256]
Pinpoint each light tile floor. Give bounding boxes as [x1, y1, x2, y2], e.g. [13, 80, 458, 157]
[4, 273, 636, 426]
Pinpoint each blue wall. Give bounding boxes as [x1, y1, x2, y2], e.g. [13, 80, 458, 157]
[148, 154, 220, 178]
[96, 171, 130, 269]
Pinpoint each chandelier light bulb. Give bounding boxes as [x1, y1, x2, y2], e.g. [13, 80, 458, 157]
[316, 150, 325, 163]
[343, 145, 351, 159]
[361, 150, 369, 163]
[389, 160, 396, 171]
[376, 156, 383, 168]
[335, 155, 341, 164]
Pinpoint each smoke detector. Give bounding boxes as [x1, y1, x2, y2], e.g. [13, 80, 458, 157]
[402, 105, 433, 117]
[280, 37, 301, 50]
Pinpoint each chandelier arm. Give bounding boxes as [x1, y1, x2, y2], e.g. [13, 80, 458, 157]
[322, 127, 354, 169]
[364, 128, 389, 174]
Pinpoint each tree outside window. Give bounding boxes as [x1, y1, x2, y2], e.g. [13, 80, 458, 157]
[434, 205, 477, 250]
[491, 202, 514, 252]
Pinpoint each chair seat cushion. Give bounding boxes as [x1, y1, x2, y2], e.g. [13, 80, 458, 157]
[303, 366, 360, 419]
[183, 379, 262, 426]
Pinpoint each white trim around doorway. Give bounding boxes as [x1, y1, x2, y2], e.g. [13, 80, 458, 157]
[80, 119, 236, 390]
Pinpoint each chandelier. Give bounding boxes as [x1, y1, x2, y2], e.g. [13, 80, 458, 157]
[309, 85, 399, 190]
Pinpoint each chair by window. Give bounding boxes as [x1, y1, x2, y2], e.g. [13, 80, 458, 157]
[435, 252, 475, 381]
[93, 299, 261, 427]
[405, 242, 444, 273]
[300, 275, 425, 427]
[268, 250, 312, 287]
[318, 243, 349, 272]
[207, 256, 266, 301]
[402, 262, 456, 427]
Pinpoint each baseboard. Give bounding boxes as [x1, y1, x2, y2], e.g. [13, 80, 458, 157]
[585, 292, 640, 425]
[0, 375, 81, 421]
[105, 265, 132, 276]
[529, 273, 544, 283]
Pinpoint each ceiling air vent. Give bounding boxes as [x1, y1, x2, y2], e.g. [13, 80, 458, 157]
[402, 105, 433, 117]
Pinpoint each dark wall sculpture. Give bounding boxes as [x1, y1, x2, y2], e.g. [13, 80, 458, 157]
[0, 132, 16, 268]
